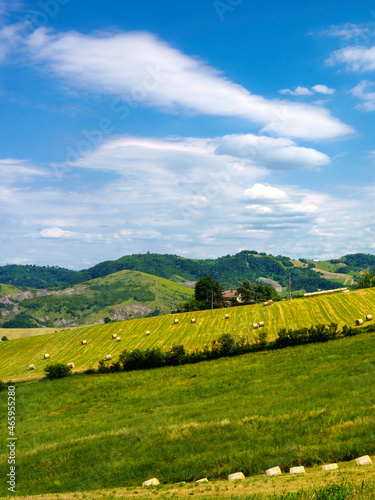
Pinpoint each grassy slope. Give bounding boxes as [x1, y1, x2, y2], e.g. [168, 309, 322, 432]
[0, 328, 62, 340]
[0, 270, 194, 328]
[0, 330, 374, 497]
[2, 288, 375, 382]
[0, 283, 23, 297]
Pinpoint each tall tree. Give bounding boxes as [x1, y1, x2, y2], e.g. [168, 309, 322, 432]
[194, 276, 223, 305]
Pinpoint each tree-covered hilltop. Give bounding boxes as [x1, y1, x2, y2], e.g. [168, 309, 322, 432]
[341, 253, 375, 271]
[76, 251, 341, 292]
[0, 264, 78, 288]
[0, 250, 350, 292]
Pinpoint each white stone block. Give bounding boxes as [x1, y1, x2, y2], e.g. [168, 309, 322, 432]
[266, 466, 281, 476]
[355, 455, 372, 466]
[142, 478, 160, 486]
[290, 466, 305, 474]
[322, 463, 338, 471]
[196, 478, 208, 483]
[228, 472, 245, 481]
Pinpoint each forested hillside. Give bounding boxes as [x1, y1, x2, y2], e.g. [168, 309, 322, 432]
[0, 250, 366, 292]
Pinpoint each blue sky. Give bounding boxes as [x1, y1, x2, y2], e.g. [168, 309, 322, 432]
[1, 0, 375, 269]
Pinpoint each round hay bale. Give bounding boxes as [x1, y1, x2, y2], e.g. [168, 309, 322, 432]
[142, 478, 160, 487]
[81, 340, 87, 345]
[268, 300, 273, 305]
[29, 364, 35, 371]
[67, 362, 75, 369]
[112, 334, 117, 339]
[174, 319, 179, 324]
[322, 463, 338, 471]
[253, 323, 259, 329]
[356, 319, 364, 326]
[105, 354, 112, 361]
[366, 314, 372, 321]
[263, 301, 268, 306]
[44, 353, 50, 359]
[225, 314, 230, 319]
[191, 318, 196, 324]
[266, 466, 281, 477]
[228, 472, 245, 481]
[259, 321, 264, 327]
[290, 466, 305, 474]
[116, 337, 121, 342]
[146, 331, 151, 336]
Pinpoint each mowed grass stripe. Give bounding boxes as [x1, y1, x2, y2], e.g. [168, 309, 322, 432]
[2, 289, 375, 381]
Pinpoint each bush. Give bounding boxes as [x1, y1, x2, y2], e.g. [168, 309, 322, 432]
[44, 363, 71, 380]
[1, 335, 9, 341]
[0, 380, 7, 392]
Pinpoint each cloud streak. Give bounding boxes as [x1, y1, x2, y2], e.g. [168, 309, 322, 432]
[5, 27, 352, 141]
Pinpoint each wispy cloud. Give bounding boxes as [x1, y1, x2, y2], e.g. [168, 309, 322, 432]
[279, 86, 313, 96]
[322, 23, 373, 41]
[0, 27, 352, 141]
[279, 84, 335, 96]
[327, 45, 375, 72]
[350, 80, 375, 111]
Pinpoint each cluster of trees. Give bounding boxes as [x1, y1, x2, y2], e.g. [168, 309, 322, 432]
[177, 276, 280, 312]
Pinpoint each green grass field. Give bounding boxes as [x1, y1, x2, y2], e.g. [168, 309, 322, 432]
[0, 283, 23, 297]
[0, 329, 374, 497]
[1, 288, 375, 381]
[0, 328, 62, 341]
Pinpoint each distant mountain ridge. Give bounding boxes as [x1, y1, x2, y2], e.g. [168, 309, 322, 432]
[0, 250, 372, 291]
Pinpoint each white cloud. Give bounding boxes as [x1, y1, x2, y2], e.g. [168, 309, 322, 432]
[213, 134, 330, 170]
[0, 158, 48, 182]
[279, 85, 335, 96]
[322, 23, 371, 41]
[4, 27, 351, 141]
[279, 86, 313, 96]
[40, 227, 75, 238]
[312, 85, 335, 95]
[327, 46, 375, 72]
[4, 137, 375, 266]
[244, 183, 288, 201]
[350, 80, 375, 111]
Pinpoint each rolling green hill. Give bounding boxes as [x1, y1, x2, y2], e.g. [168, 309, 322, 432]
[0, 250, 360, 292]
[0, 270, 193, 329]
[1, 288, 375, 382]
[0, 326, 374, 497]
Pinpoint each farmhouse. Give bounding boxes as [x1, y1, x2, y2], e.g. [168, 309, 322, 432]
[222, 289, 241, 305]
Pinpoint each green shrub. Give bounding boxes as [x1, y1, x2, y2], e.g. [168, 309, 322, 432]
[0, 380, 7, 391]
[1, 335, 9, 341]
[44, 363, 71, 380]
